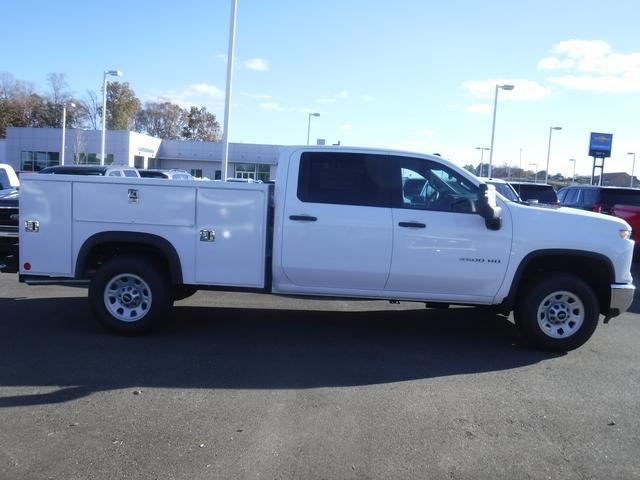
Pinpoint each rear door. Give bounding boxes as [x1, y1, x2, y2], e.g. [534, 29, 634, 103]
[280, 151, 393, 291]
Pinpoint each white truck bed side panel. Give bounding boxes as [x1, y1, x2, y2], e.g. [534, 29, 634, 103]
[74, 183, 195, 227]
[19, 179, 73, 276]
[195, 186, 268, 288]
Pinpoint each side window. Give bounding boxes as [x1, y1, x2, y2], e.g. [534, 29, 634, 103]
[297, 152, 388, 207]
[123, 170, 139, 178]
[0, 169, 9, 189]
[108, 171, 122, 177]
[582, 189, 599, 206]
[392, 156, 478, 213]
[563, 188, 579, 204]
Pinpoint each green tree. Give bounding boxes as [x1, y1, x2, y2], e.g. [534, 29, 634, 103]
[463, 164, 476, 174]
[182, 106, 220, 141]
[134, 101, 186, 139]
[105, 82, 141, 130]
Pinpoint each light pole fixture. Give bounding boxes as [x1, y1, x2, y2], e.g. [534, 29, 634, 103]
[307, 112, 320, 145]
[101, 69, 123, 166]
[60, 102, 76, 166]
[487, 84, 514, 178]
[628, 152, 637, 188]
[475, 146, 490, 177]
[530, 163, 538, 183]
[569, 158, 576, 185]
[544, 126, 562, 184]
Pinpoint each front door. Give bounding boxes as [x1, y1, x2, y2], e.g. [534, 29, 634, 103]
[385, 156, 512, 301]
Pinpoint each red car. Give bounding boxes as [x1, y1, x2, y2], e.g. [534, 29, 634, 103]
[558, 185, 640, 246]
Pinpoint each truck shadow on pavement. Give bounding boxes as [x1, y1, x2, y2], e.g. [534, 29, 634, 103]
[0, 296, 561, 408]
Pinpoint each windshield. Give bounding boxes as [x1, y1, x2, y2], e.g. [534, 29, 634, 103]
[487, 182, 520, 202]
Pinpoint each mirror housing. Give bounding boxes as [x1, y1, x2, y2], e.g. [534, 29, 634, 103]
[477, 183, 502, 230]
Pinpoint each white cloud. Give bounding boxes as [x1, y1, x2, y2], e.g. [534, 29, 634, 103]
[317, 91, 348, 104]
[241, 92, 273, 100]
[259, 102, 284, 112]
[462, 79, 551, 101]
[415, 129, 435, 137]
[244, 58, 269, 72]
[340, 124, 353, 135]
[539, 40, 640, 93]
[149, 83, 225, 111]
[465, 104, 492, 114]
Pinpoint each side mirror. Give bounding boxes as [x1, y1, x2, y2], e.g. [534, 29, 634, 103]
[477, 183, 502, 231]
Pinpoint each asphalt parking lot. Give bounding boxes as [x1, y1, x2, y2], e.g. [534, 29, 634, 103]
[1, 269, 639, 480]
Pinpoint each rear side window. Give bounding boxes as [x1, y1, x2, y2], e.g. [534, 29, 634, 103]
[0, 170, 9, 189]
[581, 189, 599, 205]
[108, 171, 122, 177]
[297, 152, 388, 207]
[600, 189, 640, 207]
[123, 170, 139, 178]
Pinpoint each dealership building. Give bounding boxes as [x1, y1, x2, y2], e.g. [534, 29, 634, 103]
[0, 127, 281, 182]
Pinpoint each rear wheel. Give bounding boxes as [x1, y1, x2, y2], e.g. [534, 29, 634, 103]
[514, 273, 599, 351]
[89, 255, 172, 333]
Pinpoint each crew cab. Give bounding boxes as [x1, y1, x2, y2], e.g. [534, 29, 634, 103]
[17, 147, 635, 351]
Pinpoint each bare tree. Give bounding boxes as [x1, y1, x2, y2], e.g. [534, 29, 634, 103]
[72, 128, 87, 164]
[78, 90, 100, 129]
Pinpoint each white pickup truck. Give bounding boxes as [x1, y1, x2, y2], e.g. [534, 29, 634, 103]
[18, 147, 635, 351]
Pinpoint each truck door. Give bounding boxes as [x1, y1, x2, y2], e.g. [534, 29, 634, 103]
[385, 155, 512, 301]
[280, 151, 393, 291]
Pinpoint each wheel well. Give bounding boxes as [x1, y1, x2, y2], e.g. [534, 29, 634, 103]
[76, 232, 182, 285]
[510, 253, 612, 315]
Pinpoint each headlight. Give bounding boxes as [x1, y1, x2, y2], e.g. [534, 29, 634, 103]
[619, 229, 632, 240]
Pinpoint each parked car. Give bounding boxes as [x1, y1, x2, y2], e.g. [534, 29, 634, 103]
[139, 169, 194, 180]
[558, 185, 640, 247]
[18, 147, 635, 351]
[509, 182, 559, 204]
[39, 165, 141, 177]
[0, 164, 20, 270]
[481, 178, 521, 202]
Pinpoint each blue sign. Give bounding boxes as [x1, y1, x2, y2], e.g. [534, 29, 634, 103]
[589, 132, 613, 158]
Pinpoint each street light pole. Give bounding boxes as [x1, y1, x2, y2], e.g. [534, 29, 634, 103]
[101, 70, 122, 166]
[569, 158, 576, 185]
[488, 84, 514, 178]
[628, 152, 637, 188]
[60, 102, 75, 166]
[544, 126, 562, 184]
[475, 147, 490, 176]
[221, 0, 238, 182]
[530, 163, 538, 183]
[307, 112, 320, 145]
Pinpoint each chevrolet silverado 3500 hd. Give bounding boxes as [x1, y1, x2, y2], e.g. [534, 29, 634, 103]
[17, 147, 635, 351]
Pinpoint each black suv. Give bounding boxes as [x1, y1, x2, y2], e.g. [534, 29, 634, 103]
[509, 182, 559, 204]
[557, 185, 640, 213]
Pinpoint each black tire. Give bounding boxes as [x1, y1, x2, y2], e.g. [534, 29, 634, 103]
[173, 286, 198, 301]
[514, 273, 599, 352]
[88, 255, 172, 334]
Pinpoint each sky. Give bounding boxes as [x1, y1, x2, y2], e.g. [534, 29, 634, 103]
[2, 0, 639, 177]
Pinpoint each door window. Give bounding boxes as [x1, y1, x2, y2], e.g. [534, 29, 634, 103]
[563, 188, 579, 204]
[392, 156, 478, 213]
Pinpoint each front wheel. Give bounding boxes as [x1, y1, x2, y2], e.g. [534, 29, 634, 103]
[89, 255, 172, 334]
[514, 273, 599, 351]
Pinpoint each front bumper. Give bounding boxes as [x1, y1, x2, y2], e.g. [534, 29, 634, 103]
[606, 283, 636, 320]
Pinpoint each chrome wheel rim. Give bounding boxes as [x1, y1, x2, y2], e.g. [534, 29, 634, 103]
[104, 273, 152, 323]
[537, 290, 584, 339]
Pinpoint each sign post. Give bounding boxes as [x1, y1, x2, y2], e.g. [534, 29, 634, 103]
[589, 132, 613, 185]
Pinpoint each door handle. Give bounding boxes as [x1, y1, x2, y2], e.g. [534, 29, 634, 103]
[398, 222, 426, 228]
[289, 215, 317, 222]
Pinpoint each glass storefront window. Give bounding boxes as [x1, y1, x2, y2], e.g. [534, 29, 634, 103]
[20, 151, 60, 172]
[234, 163, 271, 182]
